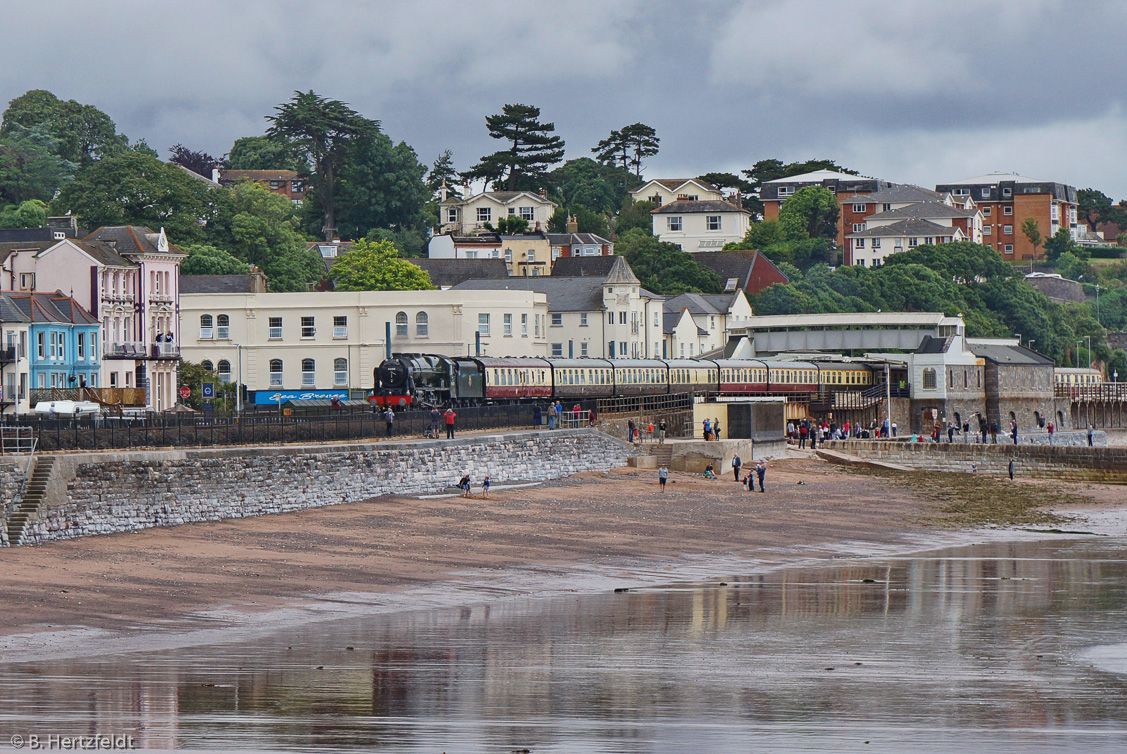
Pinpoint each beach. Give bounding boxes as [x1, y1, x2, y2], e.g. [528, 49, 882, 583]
[2, 454, 1121, 651]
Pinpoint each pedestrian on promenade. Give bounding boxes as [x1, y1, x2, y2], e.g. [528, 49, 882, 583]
[384, 406, 395, 437]
[809, 428, 817, 451]
[1047, 421, 1055, 445]
[755, 461, 766, 493]
[799, 422, 808, 449]
[990, 421, 998, 444]
[703, 418, 712, 441]
[658, 419, 667, 444]
[648, 421, 655, 441]
[891, 421, 898, 438]
[628, 419, 637, 444]
[732, 453, 742, 481]
[1010, 420, 1018, 446]
[444, 407, 457, 439]
[1088, 424, 1094, 447]
[947, 421, 955, 443]
[533, 404, 542, 429]
[658, 464, 669, 492]
[1008, 458, 1015, 481]
[428, 407, 441, 439]
[547, 402, 557, 430]
[714, 419, 722, 441]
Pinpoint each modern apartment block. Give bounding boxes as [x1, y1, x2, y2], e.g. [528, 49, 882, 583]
[760, 169, 891, 248]
[934, 173, 1078, 261]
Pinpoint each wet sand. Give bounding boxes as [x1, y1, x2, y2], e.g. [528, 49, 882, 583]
[0, 456, 1118, 645]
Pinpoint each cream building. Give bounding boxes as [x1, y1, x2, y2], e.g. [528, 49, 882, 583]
[438, 189, 557, 235]
[651, 199, 752, 252]
[179, 282, 549, 400]
[663, 291, 754, 355]
[427, 232, 553, 276]
[630, 178, 723, 208]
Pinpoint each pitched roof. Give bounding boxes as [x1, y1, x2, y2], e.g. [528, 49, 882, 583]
[691, 250, 790, 292]
[0, 294, 30, 323]
[176, 164, 221, 187]
[850, 184, 945, 204]
[0, 292, 96, 325]
[968, 342, 1054, 366]
[83, 226, 185, 256]
[180, 275, 262, 294]
[218, 169, 300, 182]
[762, 169, 860, 184]
[66, 240, 134, 267]
[941, 172, 1047, 185]
[550, 255, 620, 278]
[848, 218, 958, 238]
[651, 199, 749, 215]
[545, 232, 611, 246]
[865, 202, 977, 221]
[661, 309, 709, 335]
[915, 335, 955, 354]
[0, 227, 78, 243]
[663, 292, 738, 316]
[632, 178, 720, 193]
[440, 191, 556, 208]
[451, 277, 604, 312]
[408, 258, 509, 288]
[604, 255, 640, 284]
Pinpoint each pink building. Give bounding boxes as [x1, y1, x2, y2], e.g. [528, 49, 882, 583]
[1, 226, 184, 411]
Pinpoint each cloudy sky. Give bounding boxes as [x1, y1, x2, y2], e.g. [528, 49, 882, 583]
[4, 0, 1127, 197]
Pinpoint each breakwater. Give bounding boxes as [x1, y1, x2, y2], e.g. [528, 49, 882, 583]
[5, 429, 635, 546]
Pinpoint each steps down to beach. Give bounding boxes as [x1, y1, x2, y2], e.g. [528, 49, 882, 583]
[7, 457, 55, 546]
[649, 444, 672, 467]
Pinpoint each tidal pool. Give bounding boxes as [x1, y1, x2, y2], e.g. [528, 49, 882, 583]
[2, 537, 1127, 753]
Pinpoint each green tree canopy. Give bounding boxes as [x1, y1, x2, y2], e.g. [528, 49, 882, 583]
[1, 89, 127, 165]
[327, 131, 430, 240]
[51, 150, 214, 242]
[592, 123, 660, 178]
[614, 229, 721, 295]
[465, 103, 564, 192]
[547, 157, 639, 215]
[0, 124, 77, 204]
[0, 199, 48, 229]
[1044, 227, 1077, 263]
[427, 149, 460, 199]
[226, 135, 306, 172]
[777, 185, 839, 240]
[266, 91, 378, 240]
[180, 243, 253, 276]
[612, 197, 655, 236]
[329, 238, 434, 291]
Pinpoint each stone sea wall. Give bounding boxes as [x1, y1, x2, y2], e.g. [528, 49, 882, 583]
[821, 439, 1127, 483]
[20, 429, 634, 545]
[0, 457, 26, 546]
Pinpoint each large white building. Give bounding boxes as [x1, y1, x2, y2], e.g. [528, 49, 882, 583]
[438, 189, 557, 235]
[179, 279, 549, 402]
[629, 178, 723, 208]
[651, 199, 751, 252]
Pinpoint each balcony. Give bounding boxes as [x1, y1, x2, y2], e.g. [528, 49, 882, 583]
[151, 342, 180, 359]
[0, 346, 15, 363]
[103, 341, 180, 360]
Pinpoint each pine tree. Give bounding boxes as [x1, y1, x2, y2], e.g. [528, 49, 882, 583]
[593, 123, 659, 178]
[466, 104, 564, 192]
[427, 149, 460, 198]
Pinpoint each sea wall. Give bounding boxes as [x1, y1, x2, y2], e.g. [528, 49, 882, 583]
[820, 439, 1127, 483]
[0, 456, 26, 546]
[18, 429, 635, 545]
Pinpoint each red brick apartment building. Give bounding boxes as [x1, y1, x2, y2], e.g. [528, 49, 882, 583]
[212, 169, 306, 203]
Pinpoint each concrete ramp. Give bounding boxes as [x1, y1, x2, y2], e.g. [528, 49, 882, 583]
[816, 448, 914, 472]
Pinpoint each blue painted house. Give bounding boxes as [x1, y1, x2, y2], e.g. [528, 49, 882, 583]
[0, 292, 100, 394]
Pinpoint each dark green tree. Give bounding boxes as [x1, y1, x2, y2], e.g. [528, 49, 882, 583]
[226, 135, 306, 172]
[612, 197, 655, 236]
[777, 185, 839, 239]
[614, 229, 721, 294]
[485, 215, 530, 234]
[1, 89, 127, 165]
[168, 144, 224, 178]
[465, 103, 564, 191]
[1044, 228, 1077, 263]
[0, 199, 48, 229]
[427, 149, 460, 199]
[330, 238, 434, 291]
[266, 91, 378, 240]
[547, 157, 639, 215]
[329, 131, 430, 240]
[0, 125, 77, 204]
[180, 244, 252, 275]
[592, 123, 659, 178]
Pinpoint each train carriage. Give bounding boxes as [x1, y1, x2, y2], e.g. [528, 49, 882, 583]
[713, 358, 770, 394]
[547, 358, 615, 401]
[816, 361, 875, 391]
[764, 360, 820, 394]
[667, 358, 717, 395]
[476, 357, 552, 402]
[611, 358, 670, 397]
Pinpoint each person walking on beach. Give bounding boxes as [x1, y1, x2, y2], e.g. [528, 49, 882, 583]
[458, 474, 471, 496]
[755, 461, 766, 493]
[628, 419, 637, 444]
[1008, 458, 1015, 481]
[444, 407, 457, 439]
[732, 453, 742, 481]
[658, 464, 669, 492]
[384, 406, 395, 437]
[481, 475, 490, 498]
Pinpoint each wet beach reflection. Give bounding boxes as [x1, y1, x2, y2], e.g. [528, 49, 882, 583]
[2, 538, 1127, 752]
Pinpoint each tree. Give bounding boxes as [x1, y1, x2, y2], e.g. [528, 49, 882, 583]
[1057, 251, 1089, 281]
[427, 149, 460, 199]
[547, 157, 639, 215]
[1078, 188, 1114, 232]
[0, 124, 77, 204]
[614, 229, 722, 295]
[592, 123, 659, 178]
[1, 89, 127, 165]
[330, 238, 434, 291]
[177, 360, 224, 410]
[328, 131, 430, 241]
[0, 199, 48, 229]
[612, 197, 655, 236]
[465, 103, 564, 192]
[168, 144, 224, 178]
[206, 181, 322, 292]
[51, 150, 214, 242]
[485, 215, 529, 234]
[179, 244, 252, 276]
[740, 158, 855, 214]
[266, 91, 378, 240]
[1021, 218, 1043, 258]
[227, 135, 306, 172]
[697, 172, 753, 209]
[1044, 228, 1076, 263]
[777, 185, 839, 240]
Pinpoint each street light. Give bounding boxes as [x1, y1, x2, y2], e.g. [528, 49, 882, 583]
[1076, 341, 1082, 369]
[1096, 283, 1101, 326]
[1086, 335, 1092, 370]
[233, 342, 243, 414]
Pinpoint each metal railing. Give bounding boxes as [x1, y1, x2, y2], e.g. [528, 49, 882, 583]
[29, 387, 147, 407]
[1055, 384, 1127, 401]
[0, 346, 16, 362]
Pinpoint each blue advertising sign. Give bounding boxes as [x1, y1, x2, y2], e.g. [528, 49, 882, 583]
[201, 383, 215, 399]
[251, 389, 351, 405]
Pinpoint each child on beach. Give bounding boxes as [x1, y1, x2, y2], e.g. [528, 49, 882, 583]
[658, 465, 669, 491]
[482, 476, 490, 498]
[458, 474, 471, 497]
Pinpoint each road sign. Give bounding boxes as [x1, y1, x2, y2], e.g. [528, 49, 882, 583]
[201, 382, 215, 399]
[179, 385, 191, 399]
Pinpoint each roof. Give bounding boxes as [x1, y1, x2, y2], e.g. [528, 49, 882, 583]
[762, 169, 861, 184]
[0, 227, 78, 243]
[736, 312, 953, 329]
[691, 250, 790, 292]
[0, 295, 30, 323]
[0, 292, 97, 325]
[663, 292, 738, 316]
[175, 164, 221, 187]
[850, 184, 945, 204]
[864, 202, 977, 222]
[545, 232, 611, 246]
[940, 172, 1048, 185]
[83, 226, 185, 257]
[408, 258, 509, 288]
[180, 275, 262, 294]
[662, 309, 708, 335]
[915, 335, 955, 354]
[848, 218, 958, 238]
[604, 255, 640, 285]
[631, 178, 720, 194]
[651, 199, 749, 215]
[967, 342, 1054, 366]
[550, 255, 620, 278]
[440, 190, 556, 208]
[66, 240, 134, 267]
[218, 169, 300, 182]
[451, 277, 604, 312]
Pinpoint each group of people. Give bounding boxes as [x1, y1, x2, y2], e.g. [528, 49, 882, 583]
[698, 454, 767, 492]
[154, 331, 175, 342]
[701, 418, 722, 440]
[627, 418, 667, 444]
[372, 405, 459, 439]
[788, 418, 889, 448]
[536, 401, 594, 430]
[455, 473, 489, 497]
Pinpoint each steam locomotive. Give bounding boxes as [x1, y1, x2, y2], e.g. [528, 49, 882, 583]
[371, 353, 875, 408]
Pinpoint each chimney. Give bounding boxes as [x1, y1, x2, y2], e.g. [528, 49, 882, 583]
[539, 187, 547, 198]
[211, 168, 221, 183]
[438, 179, 448, 202]
[566, 214, 578, 234]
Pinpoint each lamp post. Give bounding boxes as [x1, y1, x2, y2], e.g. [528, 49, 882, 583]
[234, 342, 243, 414]
[1096, 283, 1101, 326]
[1076, 341, 1082, 369]
[1085, 335, 1092, 370]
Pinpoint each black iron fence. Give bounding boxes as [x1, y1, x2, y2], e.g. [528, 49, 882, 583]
[14, 403, 565, 452]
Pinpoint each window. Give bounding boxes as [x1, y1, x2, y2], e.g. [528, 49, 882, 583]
[619, 312, 627, 325]
[334, 358, 347, 386]
[620, 342, 627, 357]
[778, 186, 793, 196]
[581, 342, 589, 357]
[551, 313, 562, 327]
[477, 207, 491, 223]
[521, 313, 528, 336]
[505, 248, 512, 264]
[301, 316, 315, 338]
[478, 313, 490, 335]
[269, 317, 283, 339]
[852, 204, 867, 212]
[217, 314, 230, 340]
[654, 312, 659, 326]
[77, 333, 85, 360]
[1003, 225, 1013, 235]
[446, 208, 458, 224]
[882, 203, 892, 212]
[983, 225, 993, 235]
[269, 359, 283, 387]
[1004, 244, 1014, 254]
[1003, 206, 1013, 216]
[217, 360, 232, 383]
[982, 206, 991, 216]
[415, 312, 428, 337]
[301, 358, 315, 386]
[852, 223, 865, 232]
[667, 217, 683, 231]
[909, 238, 919, 247]
[504, 313, 513, 335]
[199, 314, 214, 339]
[551, 343, 563, 357]
[333, 316, 347, 338]
[552, 246, 561, 261]
[608, 312, 614, 325]
[706, 215, 722, 231]
[858, 259, 866, 267]
[855, 238, 865, 248]
[872, 238, 881, 248]
[520, 206, 535, 221]
[201, 360, 214, 372]
[580, 313, 588, 327]
[980, 188, 990, 198]
[291, 180, 303, 193]
[395, 311, 408, 338]
[922, 368, 937, 389]
[1002, 187, 1012, 197]
[269, 180, 281, 190]
[527, 249, 536, 263]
